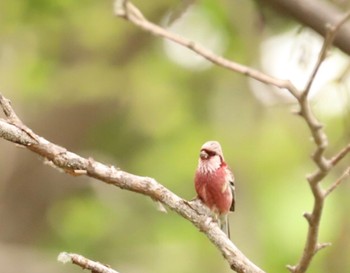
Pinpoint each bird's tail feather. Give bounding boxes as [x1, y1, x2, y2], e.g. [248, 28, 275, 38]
[219, 214, 230, 239]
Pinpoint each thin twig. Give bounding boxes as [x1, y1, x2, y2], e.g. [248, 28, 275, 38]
[324, 167, 350, 197]
[330, 144, 350, 166]
[0, 94, 39, 141]
[58, 252, 120, 273]
[302, 11, 350, 98]
[113, 0, 300, 99]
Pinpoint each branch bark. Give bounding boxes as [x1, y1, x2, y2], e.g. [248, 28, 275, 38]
[58, 252, 120, 273]
[324, 167, 350, 197]
[286, 13, 350, 273]
[113, 0, 300, 99]
[0, 94, 265, 273]
[257, 0, 350, 55]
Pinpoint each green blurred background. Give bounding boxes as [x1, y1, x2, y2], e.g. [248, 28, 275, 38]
[0, 1, 350, 273]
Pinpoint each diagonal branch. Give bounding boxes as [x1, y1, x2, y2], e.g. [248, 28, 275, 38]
[113, 0, 300, 99]
[330, 144, 350, 167]
[0, 94, 265, 273]
[324, 167, 350, 197]
[58, 252, 120, 273]
[302, 11, 350, 98]
[257, 0, 350, 55]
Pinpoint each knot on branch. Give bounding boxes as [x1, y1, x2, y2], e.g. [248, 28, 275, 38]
[303, 212, 313, 224]
[286, 264, 296, 273]
[315, 242, 332, 254]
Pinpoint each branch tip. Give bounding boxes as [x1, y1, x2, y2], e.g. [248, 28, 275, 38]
[114, 0, 127, 17]
[303, 212, 312, 223]
[291, 108, 302, 116]
[0, 94, 16, 120]
[315, 242, 331, 253]
[306, 174, 313, 183]
[57, 252, 72, 264]
[58, 252, 120, 273]
[286, 265, 296, 273]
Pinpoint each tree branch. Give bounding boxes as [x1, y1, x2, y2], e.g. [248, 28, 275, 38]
[113, 0, 300, 99]
[257, 0, 350, 55]
[324, 167, 350, 197]
[330, 144, 350, 167]
[286, 13, 350, 273]
[58, 252, 120, 273]
[0, 94, 265, 273]
[302, 11, 350, 97]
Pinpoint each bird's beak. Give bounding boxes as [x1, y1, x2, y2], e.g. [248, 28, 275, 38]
[200, 150, 208, 160]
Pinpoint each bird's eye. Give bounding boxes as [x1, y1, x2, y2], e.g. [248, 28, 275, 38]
[200, 149, 216, 158]
[206, 150, 216, 156]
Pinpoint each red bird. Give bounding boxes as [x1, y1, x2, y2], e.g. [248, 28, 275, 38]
[194, 141, 235, 238]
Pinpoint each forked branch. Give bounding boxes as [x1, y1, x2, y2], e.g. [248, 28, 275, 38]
[287, 11, 350, 273]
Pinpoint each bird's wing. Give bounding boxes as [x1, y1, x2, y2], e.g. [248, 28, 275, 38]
[226, 168, 235, 212]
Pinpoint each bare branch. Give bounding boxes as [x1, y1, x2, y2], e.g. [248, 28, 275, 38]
[324, 167, 350, 197]
[302, 11, 350, 98]
[0, 94, 39, 141]
[113, 0, 300, 99]
[58, 252, 120, 273]
[0, 94, 22, 123]
[330, 143, 350, 166]
[286, 13, 350, 273]
[315, 242, 332, 252]
[0, 94, 265, 273]
[257, 0, 350, 55]
[297, 98, 330, 173]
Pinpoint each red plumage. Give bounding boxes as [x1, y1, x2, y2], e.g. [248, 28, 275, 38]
[194, 141, 235, 237]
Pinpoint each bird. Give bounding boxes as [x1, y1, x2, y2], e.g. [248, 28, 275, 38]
[194, 140, 235, 238]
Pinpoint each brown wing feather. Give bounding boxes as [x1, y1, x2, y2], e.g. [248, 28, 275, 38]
[226, 168, 235, 212]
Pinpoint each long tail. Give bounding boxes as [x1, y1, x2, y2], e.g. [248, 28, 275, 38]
[219, 214, 230, 239]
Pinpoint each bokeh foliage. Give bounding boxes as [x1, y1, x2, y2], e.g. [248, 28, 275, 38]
[0, 1, 349, 273]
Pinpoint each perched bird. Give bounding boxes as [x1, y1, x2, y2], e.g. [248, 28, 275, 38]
[194, 141, 235, 238]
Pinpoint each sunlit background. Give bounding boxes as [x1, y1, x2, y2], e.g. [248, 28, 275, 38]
[1, 1, 350, 273]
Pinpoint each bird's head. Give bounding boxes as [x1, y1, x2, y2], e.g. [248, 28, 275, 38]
[198, 141, 224, 173]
